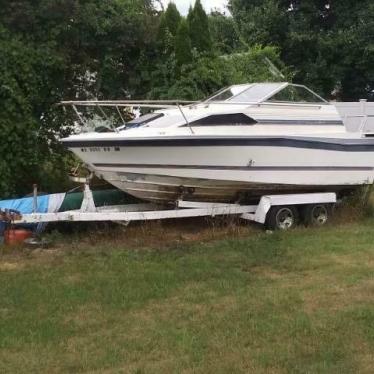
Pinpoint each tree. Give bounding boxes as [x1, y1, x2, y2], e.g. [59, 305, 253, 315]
[0, 0, 159, 198]
[175, 20, 193, 69]
[229, 0, 374, 100]
[209, 11, 243, 55]
[163, 2, 182, 36]
[0, 27, 70, 197]
[156, 2, 182, 53]
[188, 0, 213, 54]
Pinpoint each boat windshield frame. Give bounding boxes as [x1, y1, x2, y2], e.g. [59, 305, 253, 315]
[266, 84, 329, 104]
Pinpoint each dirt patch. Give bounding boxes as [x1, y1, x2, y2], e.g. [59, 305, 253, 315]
[303, 277, 374, 314]
[64, 303, 106, 329]
[64, 273, 83, 285]
[355, 352, 374, 374]
[250, 266, 285, 280]
[330, 252, 374, 268]
[0, 261, 25, 272]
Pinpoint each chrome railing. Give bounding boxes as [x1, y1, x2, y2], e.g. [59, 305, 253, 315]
[59, 100, 198, 134]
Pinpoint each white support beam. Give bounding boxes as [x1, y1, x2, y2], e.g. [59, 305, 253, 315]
[14, 204, 255, 224]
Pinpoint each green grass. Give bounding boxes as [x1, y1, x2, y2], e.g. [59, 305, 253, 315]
[0, 219, 374, 373]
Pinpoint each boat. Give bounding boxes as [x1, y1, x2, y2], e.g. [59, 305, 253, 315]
[60, 82, 374, 204]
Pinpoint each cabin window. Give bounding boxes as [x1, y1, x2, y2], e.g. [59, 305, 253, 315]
[188, 113, 257, 126]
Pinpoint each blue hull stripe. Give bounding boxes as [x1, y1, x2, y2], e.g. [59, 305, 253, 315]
[93, 163, 374, 172]
[256, 120, 343, 126]
[63, 136, 374, 152]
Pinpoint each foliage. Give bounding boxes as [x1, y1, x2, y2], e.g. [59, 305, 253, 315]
[208, 11, 243, 54]
[175, 20, 193, 70]
[160, 2, 181, 36]
[149, 46, 286, 100]
[187, 0, 213, 55]
[149, 1, 286, 101]
[157, 2, 182, 53]
[0, 27, 69, 197]
[222, 46, 288, 83]
[229, 0, 374, 100]
[0, 0, 158, 198]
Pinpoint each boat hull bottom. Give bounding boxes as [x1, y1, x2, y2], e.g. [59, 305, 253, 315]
[99, 172, 359, 204]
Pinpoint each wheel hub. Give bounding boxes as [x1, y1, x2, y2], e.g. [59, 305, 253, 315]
[312, 206, 328, 225]
[276, 208, 294, 230]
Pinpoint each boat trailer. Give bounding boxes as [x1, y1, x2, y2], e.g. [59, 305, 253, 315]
[12, 184, 337, 230]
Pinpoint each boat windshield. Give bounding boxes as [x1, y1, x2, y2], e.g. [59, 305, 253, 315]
[206, 83, 286, 103]
[205, 84, 254, 102]
[205, 83, 327, 104]
[266, 84, 327, 104]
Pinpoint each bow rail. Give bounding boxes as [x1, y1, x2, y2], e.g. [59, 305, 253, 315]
[59, 100, 198, 134]
[59, 100, 198, 108]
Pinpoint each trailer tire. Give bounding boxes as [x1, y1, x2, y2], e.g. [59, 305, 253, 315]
[302, 204, 330, 227]
[265, 205, 299, 231]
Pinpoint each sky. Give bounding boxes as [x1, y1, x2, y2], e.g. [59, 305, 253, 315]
[160, 0, 228, 15]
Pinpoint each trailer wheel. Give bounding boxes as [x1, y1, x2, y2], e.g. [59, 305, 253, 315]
[265, 206, 299, 231]
[302, 204, 330, 227]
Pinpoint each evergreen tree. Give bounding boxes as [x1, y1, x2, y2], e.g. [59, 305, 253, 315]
[157, 2, 182, 53]
[187, 5, 194, 24]
[175, 19, 193, 68]
[163, 2, 182, 36]
[188, 0, 213, 54]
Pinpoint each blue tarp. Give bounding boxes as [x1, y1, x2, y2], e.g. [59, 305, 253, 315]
[0, 193, 66, 236]
[0, 195, 49, 214]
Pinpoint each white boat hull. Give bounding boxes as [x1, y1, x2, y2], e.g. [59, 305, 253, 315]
[68, 140, 374, 203]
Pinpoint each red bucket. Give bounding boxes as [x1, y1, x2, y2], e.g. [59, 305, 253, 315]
[4, 229, 33, 246]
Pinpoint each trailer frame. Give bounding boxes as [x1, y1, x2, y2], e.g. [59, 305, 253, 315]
[12, 184, 337, 230]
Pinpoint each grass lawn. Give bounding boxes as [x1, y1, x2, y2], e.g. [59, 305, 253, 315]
[0, 218, 373, 373]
